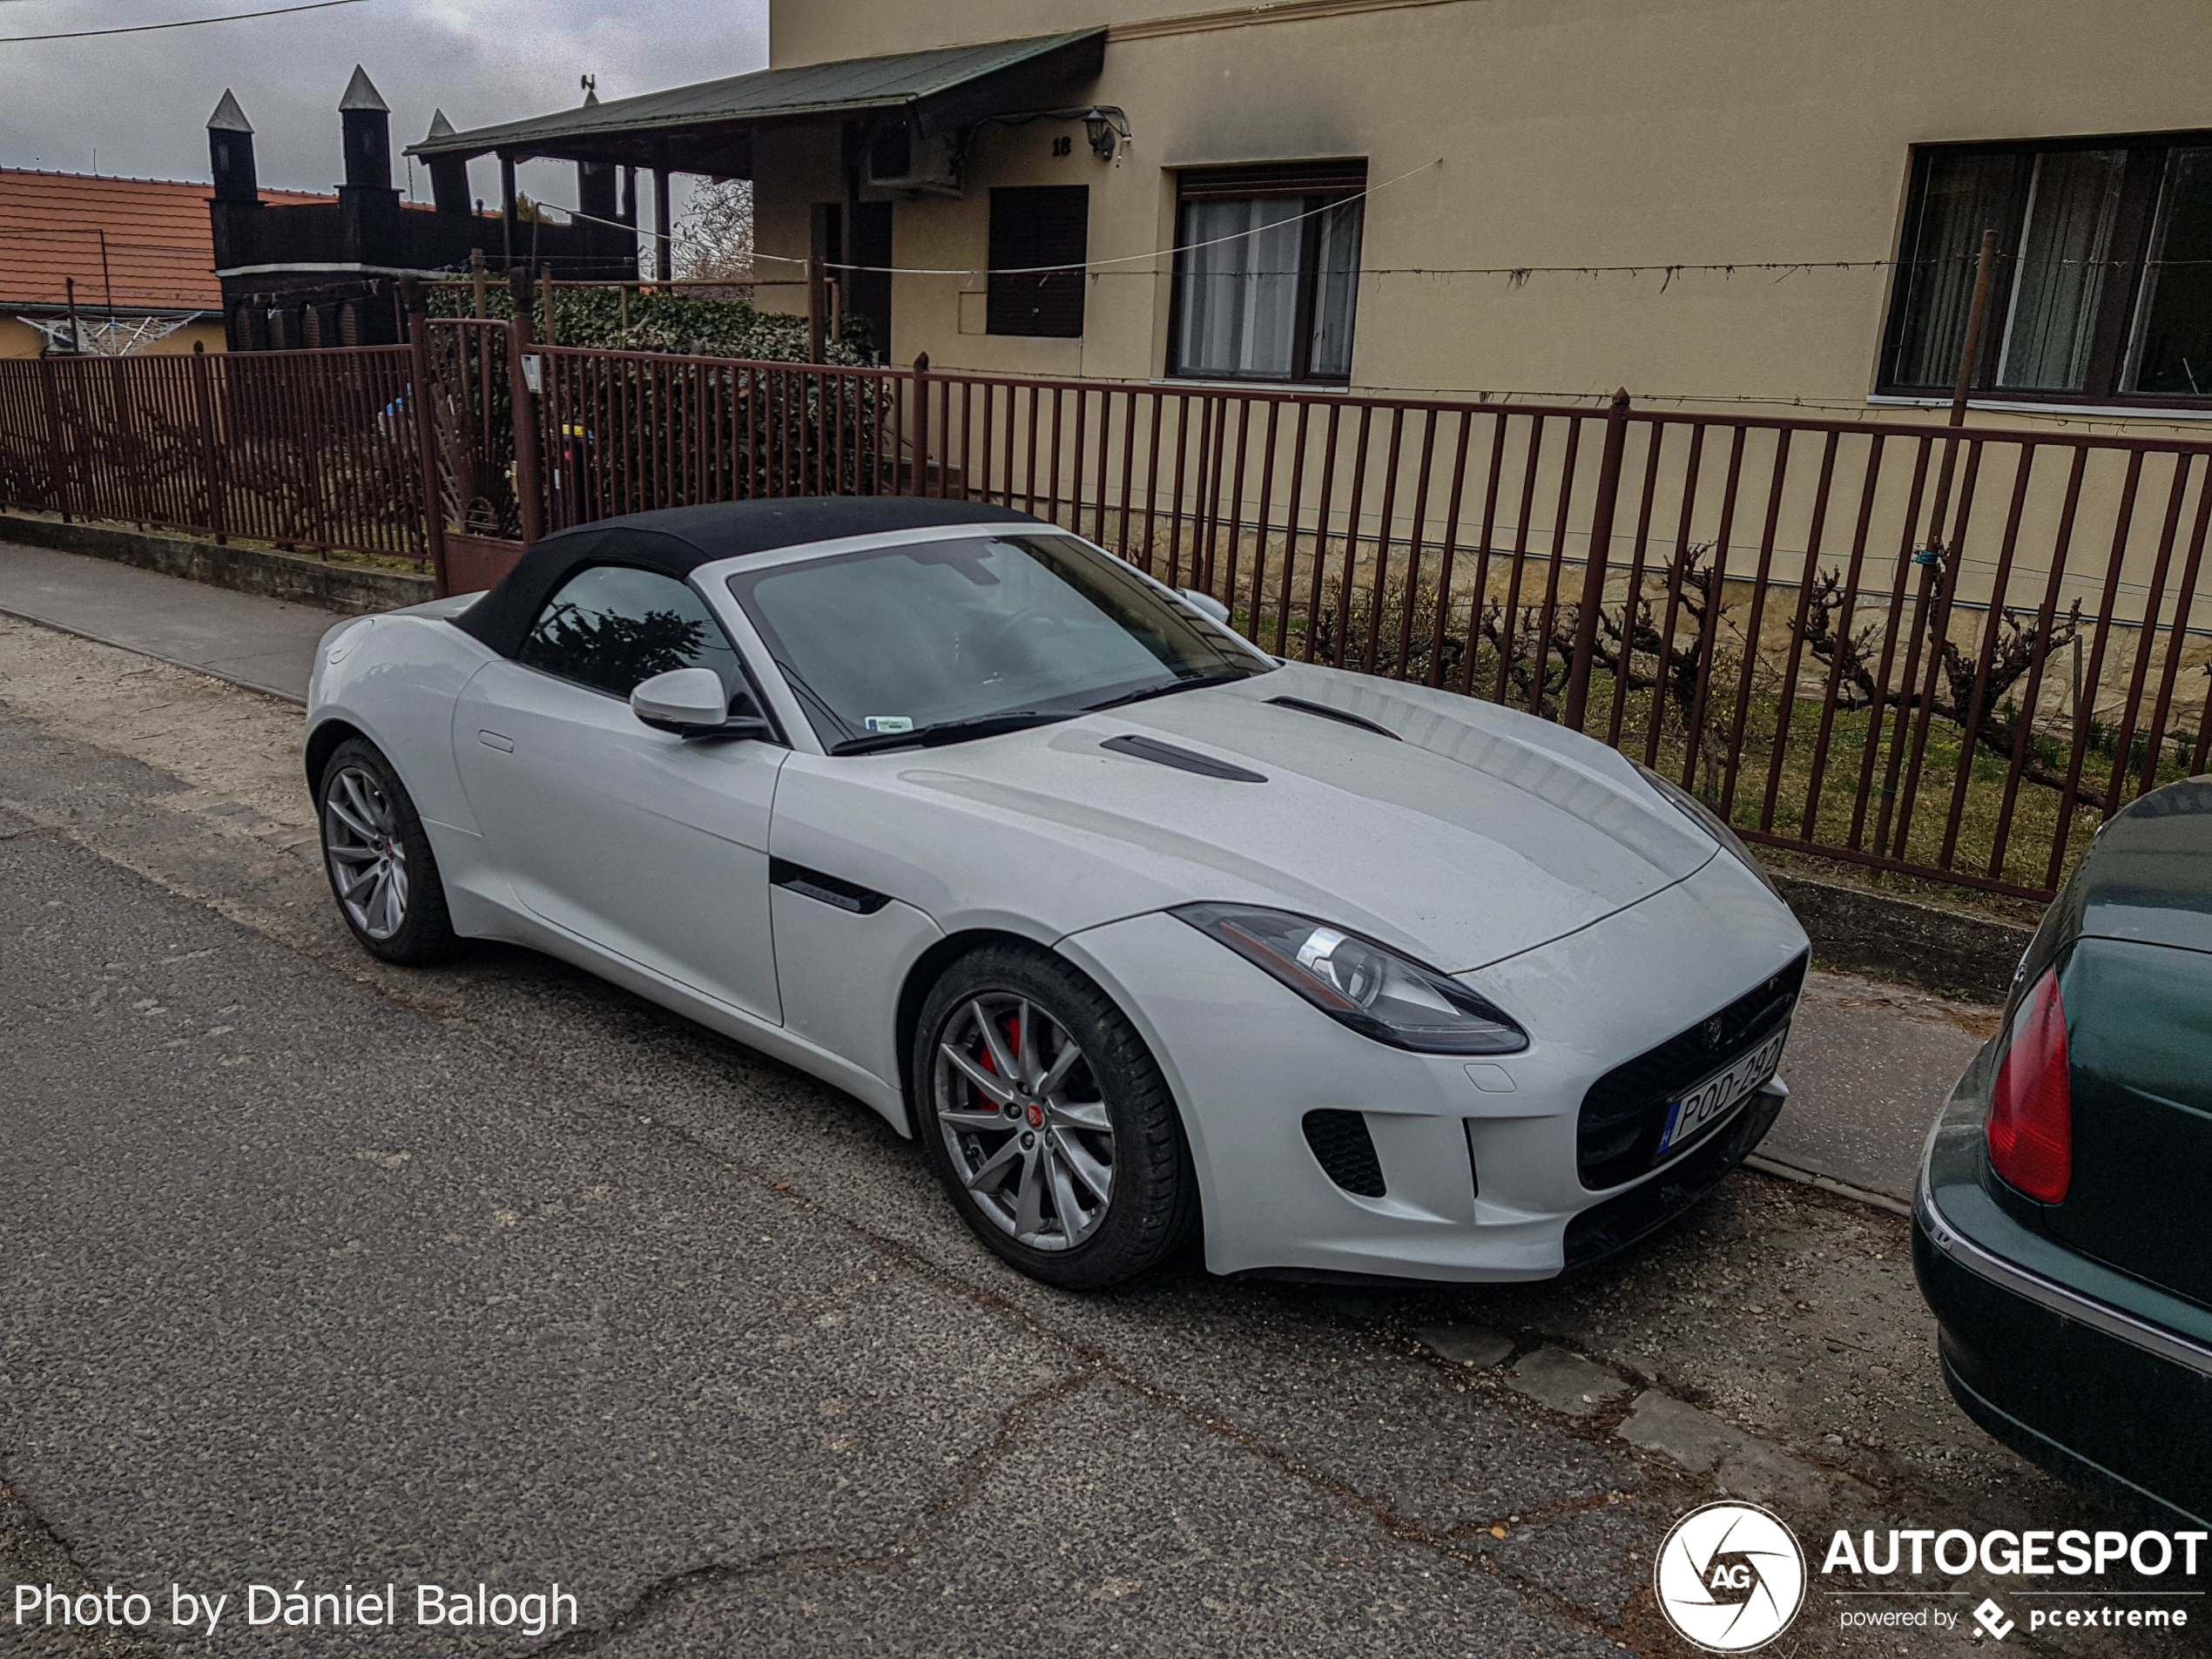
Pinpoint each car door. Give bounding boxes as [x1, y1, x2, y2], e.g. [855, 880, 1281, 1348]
[452, 560, 787, 1023]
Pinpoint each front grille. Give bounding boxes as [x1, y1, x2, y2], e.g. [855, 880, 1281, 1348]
[1563, 1082, 1785, 1270]
[1303, 1109, 1386, 1197]
[1576, 951, 1808, 1190]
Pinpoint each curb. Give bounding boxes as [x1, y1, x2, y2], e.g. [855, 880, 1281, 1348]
[0, 511, 433, 617]
[1742, 1153, 1912, 1218]
[0, 603, 307, 707]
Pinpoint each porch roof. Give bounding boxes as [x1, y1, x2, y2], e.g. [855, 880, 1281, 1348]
[407, 30, 1106, 177]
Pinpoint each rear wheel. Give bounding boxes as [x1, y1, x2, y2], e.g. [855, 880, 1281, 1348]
[913, 944, 1197, 1290]
[317, 737, 457, 965]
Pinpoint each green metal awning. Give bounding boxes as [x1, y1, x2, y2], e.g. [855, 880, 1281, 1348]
[408, 30, 1106, 175]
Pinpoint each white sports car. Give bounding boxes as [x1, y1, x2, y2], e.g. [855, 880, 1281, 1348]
[307, 498, 1809, 1289]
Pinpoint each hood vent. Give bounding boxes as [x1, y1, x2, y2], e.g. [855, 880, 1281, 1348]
[1266, 695, 1401, 740]
[1102, 733, 1266, 783]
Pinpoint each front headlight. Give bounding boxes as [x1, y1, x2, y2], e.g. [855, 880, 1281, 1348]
[1171, 903, 1527, 1055]
[1634, 762, 1784, 900]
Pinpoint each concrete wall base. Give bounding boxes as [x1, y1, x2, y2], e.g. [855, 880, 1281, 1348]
[1772, 871, 2029, 1005]
[0, 512, 433, 617]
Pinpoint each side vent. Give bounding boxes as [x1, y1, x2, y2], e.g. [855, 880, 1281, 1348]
[771, 858, 891, 914]
[1302, 1109, 1386, 1197]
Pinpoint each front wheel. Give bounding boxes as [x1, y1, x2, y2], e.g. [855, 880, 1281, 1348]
[316, 737, 457, 965]
[913, 944, 1198, 1291]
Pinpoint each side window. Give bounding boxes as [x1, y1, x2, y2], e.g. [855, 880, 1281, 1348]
[518, 564, 742, 702]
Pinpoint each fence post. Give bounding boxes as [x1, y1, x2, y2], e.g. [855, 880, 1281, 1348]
[401, 278, 450, 593]
[38, 355, 72, 523]
[806, 259, 825, 365]
[911, 352, 930, 497]
[506, 270, 544, 546]
[190, 345, 226, 544]
[1562, 388, 1632, 732]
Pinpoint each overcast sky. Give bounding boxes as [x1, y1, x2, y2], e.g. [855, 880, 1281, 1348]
[0, 0, 770, 217]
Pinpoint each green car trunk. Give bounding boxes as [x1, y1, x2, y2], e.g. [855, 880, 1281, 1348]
[2052, 938, 2212, 1305]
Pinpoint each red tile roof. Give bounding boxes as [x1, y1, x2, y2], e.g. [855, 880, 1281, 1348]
[0, 169, 333, 313]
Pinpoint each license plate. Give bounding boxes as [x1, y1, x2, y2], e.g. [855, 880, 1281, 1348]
[1657, 1025, 1789, 1157]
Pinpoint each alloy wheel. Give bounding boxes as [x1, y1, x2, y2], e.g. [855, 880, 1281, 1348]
[933, 993, 1116, 1251]
[322, 765, 409, 941]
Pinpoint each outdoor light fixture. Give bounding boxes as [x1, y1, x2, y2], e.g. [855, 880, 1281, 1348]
[1082, 106, 1130, 158]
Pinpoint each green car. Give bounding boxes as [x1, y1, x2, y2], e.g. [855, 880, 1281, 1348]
[1915, 776, 2212, 1526]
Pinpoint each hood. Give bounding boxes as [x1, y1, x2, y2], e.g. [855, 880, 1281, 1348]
[855, 664, 1717, 972]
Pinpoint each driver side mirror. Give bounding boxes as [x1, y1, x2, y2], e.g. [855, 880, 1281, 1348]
[631, 667, 773, 741]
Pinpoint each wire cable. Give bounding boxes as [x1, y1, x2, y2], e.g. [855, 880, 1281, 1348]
[0, 0, 368, 43]
[750, 156, 1446, 276]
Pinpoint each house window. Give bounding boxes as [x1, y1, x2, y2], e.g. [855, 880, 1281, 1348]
[1170, 162, 1366, 384]
[1881, 135, 2212, 405]
[987, 185, 1088, 338]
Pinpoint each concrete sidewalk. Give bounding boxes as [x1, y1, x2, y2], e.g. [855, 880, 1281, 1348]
[0, 538, 337, 703]
[0, 537, 1999, 1205]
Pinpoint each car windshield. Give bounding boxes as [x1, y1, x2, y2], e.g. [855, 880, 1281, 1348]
[725, 533, 1273, 750]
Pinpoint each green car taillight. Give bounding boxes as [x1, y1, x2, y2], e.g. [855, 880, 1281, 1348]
[1986, 966, 2072, 1204]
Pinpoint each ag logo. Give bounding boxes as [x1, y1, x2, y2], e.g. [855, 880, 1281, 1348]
[1654, 1501, 1807, 1651]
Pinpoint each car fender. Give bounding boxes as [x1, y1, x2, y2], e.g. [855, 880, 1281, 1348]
[307, 610, 514, 931]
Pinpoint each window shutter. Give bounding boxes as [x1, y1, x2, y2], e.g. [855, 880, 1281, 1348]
[1178, 161, 1367, 202]
[987, 185, 1088, 339]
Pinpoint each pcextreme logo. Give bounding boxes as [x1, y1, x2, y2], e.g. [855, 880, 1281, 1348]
[1654, 1501, 1809, 1652]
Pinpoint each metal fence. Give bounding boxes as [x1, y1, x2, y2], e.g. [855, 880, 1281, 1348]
[9, 332, 2212, 903]
[0, 347, 426, 563]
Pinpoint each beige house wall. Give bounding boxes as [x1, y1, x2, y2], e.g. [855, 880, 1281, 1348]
[0, 316, 226, 359]
[759, 0, 2212, 439]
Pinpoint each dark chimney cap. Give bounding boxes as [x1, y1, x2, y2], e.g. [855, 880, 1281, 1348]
[425, 107, 458, 141]
[207, 89, 253, 133]
[339, 64, 389, 114]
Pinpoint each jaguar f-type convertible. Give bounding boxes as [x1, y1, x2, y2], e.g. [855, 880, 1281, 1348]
[307, 497, 1809, 1289]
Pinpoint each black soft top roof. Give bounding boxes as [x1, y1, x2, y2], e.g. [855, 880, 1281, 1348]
[454, 497, 1045, 658]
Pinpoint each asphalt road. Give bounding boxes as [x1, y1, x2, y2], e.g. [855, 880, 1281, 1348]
[0, 608, 2167, 1658]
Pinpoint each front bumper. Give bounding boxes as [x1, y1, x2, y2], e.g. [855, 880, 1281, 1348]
[1057, 847, 1808, 1281]
[1913, 1073, 2212, 1527]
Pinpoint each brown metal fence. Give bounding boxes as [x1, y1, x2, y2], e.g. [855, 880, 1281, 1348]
[521, 347, 2212, 901]
[10, 332, 2212, 903]
[0, 347, 426, 563]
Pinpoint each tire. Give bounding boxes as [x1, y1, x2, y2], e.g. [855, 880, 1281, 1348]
[315, 736, 458, 966]
[912, 942, 1199, 1290]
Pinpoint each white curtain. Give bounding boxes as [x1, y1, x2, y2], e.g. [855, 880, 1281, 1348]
[1998, 150, 2125, 391]
[1892, 152, 2016, 388]
[1174, 198, 1305, 378]
[1309, 199, 1365, 381]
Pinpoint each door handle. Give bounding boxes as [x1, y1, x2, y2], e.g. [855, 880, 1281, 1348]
[478, 730, 516, 752]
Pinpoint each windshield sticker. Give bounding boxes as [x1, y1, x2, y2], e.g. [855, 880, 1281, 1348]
[863, 716, 915, 734]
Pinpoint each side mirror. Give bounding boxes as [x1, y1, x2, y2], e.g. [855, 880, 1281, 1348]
[1180, 588, 1232, 626]
[631, 667, 772, 740]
